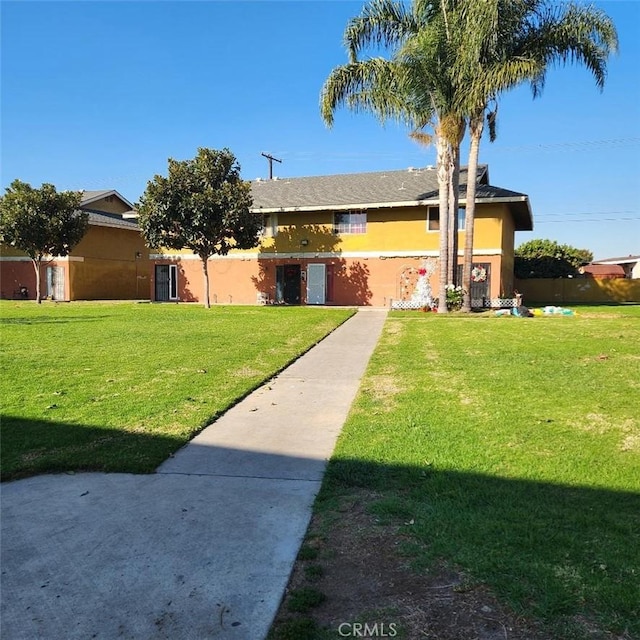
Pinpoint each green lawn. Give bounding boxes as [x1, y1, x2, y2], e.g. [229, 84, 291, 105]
[319, 305, 640, 639]
[0, 301, 353, 480]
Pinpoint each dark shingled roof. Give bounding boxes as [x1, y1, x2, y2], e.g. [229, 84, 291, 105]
[78, 190, 139, 230]
[82, 209, 140, 231]
[250, 165, 533, 230]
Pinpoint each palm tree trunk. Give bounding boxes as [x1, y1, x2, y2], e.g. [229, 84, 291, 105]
[201, 256, 211, 309]
[448, 145, 461, 286]
[436, 133, 450, 314]
[462, 112, 484, 313]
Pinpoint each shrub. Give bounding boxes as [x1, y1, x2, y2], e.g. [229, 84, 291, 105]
[445, 285, 464, 311]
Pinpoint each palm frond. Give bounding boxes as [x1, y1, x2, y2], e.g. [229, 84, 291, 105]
[343, 0, 417, 62]
[320, 58, 429, 129]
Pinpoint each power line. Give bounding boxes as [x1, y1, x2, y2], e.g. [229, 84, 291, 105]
[492, 137, 640, 153]
[276, 137, 640, 161]
[536, 210, 638, 218]
[536, 217, 639, 223]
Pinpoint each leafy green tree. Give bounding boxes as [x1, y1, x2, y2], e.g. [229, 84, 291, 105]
[0, 180, 87, 303]
[137, 148, 260, 308]
[515, 239, 593, 278]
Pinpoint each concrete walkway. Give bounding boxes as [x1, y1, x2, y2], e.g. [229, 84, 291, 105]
[1, 308, 387, 640]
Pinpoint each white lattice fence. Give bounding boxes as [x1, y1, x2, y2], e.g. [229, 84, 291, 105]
[391, 299, 431, 310]
[392, 297, 519, 309]
[472, 298, 519, 308]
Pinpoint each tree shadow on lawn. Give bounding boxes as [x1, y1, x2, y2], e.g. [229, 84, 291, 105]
[2, 417, 638, 637]
[0, 415, 184, 481]
[313, 457, 640, 638]
[0, 315, 111, 325]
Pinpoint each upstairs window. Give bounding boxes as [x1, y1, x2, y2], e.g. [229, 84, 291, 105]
[426, 207, 466, 232]
[427, 206, 440, 231]
[333, 210, 367, 234]
[261, 213, 278, 238]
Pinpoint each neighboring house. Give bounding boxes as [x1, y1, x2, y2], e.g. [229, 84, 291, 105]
[0, 190, 150, 301]
[149, 165, 533, 306]
[579, 263, 626, 279]
[591, 255, 640, 279]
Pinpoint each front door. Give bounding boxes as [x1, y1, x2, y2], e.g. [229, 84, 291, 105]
[46, 266, 65, 300]
[155, 264, 178, 301]
[306, 263, 326, 305]
[276, 264, 301, 304]
[458, 263, 491, 306]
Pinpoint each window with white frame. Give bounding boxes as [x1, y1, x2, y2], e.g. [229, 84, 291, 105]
[333, 210, 367, 234]
[426, 207, 466, 232]
[261, 213, 278, 237]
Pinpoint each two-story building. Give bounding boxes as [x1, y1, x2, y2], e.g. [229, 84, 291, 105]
[149, 164, 533, 307]
[1, 190, 150, 301]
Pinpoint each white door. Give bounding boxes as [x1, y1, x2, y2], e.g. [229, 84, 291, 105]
[46, 266, 65, 300]
[306, 263, 326, 305]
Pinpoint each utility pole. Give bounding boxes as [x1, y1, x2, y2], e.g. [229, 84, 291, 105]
[261, 152, 282, 180]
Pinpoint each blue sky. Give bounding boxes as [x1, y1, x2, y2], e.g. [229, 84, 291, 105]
[1, 0, 638, 260]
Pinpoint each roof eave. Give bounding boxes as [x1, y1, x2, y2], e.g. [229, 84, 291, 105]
[251, 198, 439, 214]
[252, 194, 534, 231]
[594, 256, 640, 264]
[88, 219, 140, 231]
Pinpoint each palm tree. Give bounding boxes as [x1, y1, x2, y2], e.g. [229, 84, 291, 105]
[321, 0, 466, 313]
[321, 0, 617, 314]
[454, 0, 618, 311]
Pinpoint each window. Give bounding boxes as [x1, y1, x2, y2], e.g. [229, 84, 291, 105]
[261, 213, 278, 238]
[426, 207, 465, 232]
[334, 210, 367, 234]
[427, 207, 440, 231]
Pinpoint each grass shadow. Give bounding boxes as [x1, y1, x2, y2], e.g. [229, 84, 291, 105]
[0, 416, 184, 481]
[0, 315, 110, 325]
[318, 457, 640, 638]
[1, 424, 638, 638]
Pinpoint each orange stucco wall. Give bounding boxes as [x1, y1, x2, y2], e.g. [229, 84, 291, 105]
[0, 257, 37, 300]
[151, 253, 506, 306]
[151, 257, 262, 304]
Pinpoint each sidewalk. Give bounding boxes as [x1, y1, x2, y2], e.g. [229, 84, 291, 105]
[0, 308, 388, 640]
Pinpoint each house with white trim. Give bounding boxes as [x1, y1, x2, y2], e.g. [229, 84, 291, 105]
[149, 165, 533, 306]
